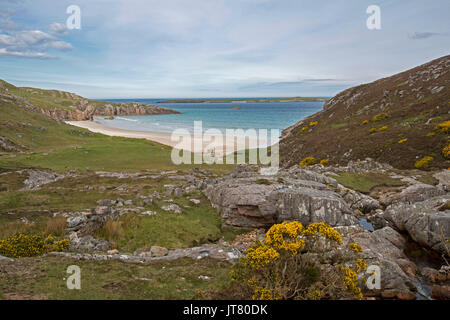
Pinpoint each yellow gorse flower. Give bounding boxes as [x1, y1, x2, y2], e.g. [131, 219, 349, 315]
[0, 233, 69, 258]
[265, 221, 305, 255]
[302, 222, 342, 244]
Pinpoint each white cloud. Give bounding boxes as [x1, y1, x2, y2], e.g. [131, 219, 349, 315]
[49, 23, 68, 36]
[0, 48, 55, 59]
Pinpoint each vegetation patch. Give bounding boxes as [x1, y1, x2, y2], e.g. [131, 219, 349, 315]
[96, 199, 245, 251]
[414, 156, 434, 169]
[299, 157, 317, 167]
[0, 233, 68, 258]
[208, 222, 366, 300]
[331, 172, 405, 194]
[0, 256, 231, 300]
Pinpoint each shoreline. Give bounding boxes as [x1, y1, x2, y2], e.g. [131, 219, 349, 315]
[66, 120, 270, 156]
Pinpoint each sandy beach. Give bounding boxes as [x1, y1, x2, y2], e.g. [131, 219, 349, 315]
[66, 120, 269, 156]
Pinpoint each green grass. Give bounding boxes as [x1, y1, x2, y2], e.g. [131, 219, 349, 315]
[416, 174, 439, 186]
[96, 196, 245, 251]
[332, 172, 405, 193]
[0, 213, 56, 239]
[0, 255, 231, 299]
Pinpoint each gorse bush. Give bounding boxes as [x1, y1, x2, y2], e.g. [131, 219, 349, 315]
[0, 233, 69, 258]
[369, 126, 388, 134]
[360, 120, 369, 126]
[226, 222, 366, 300]
[414, 156, 434, 169]
[309, 121, 318, 127]
[372, 113, 389, 122]
[398, 138, 408, 144]
[299, 157, 317, 167]
[443, 142, 450, 160]
[320, 159, 329, 166]
[435, 120, 450, 134]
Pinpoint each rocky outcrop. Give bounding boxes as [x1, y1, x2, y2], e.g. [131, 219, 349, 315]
[69, 234, 111, 253]
[204, 166, 358, 228]
[22, 170, 76, 190]
[66, 205, 120, 236]
[39, 102, 179, 122]
[0, 135, 26, 152]
[337, 225, 418, 299]
[370, 195, 450, 253]
[50, 243, 243, 264]
[379, 183, 446, 207]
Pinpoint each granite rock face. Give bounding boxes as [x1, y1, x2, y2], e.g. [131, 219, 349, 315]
[204, 166, 358, 228]
[371, 195, 450, 253]
[337, 225, 418, 299]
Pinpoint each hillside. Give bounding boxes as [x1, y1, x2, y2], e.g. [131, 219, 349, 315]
[280, 55, 450, 170]
[0, 84, 232, 173]
[0, 80, 179, 122]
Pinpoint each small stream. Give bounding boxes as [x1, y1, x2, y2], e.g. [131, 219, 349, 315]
[358, 217, 439, 300]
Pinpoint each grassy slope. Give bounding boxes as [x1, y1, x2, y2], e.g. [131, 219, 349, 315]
[0, 256, 231, 300]
[0, 94, 233, 173]
[280, 55, 450, 170]
[0, 81, 241, 299]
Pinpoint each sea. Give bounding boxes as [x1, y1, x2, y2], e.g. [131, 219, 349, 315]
[95, 99, 325, 138]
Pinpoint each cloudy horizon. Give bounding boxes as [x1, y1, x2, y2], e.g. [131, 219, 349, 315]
[0, 0, 449, 99]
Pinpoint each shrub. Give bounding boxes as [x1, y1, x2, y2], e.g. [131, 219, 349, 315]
[309, 121, 319, 127]
[372, 113, 389, 122]
[0, 233, 69, 258]
[320, 159, 329, 166]
[443, 142, 450, 160]
[435, 120, 450, 134]
[398, 138, 408, 144]
[414, 156, 434, 169]
[299, 157, 317, 167]
[360, 120, 369, 126]
[426, 132, 436, 137]
[369, 126, 388, 134]
[226, 222, 366, 300]
[302, 126, 309, 132]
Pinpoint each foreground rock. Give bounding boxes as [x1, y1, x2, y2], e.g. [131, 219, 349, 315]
[370, 195, 450, 253]
[205, 166, 359, 228]
[22, 169, 76, 190]
[337, 225, 418, 299]
[50, 243, 243, 264]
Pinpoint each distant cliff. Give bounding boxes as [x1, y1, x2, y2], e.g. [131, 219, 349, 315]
[0, 80, 179, 122]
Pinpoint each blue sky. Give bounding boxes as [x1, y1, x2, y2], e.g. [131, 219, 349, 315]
[0, 0, 449, 99]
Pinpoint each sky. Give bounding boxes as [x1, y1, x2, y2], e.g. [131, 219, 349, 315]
[0, 0, 449, 99]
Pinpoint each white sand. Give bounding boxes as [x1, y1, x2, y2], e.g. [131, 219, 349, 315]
[66, 120, 269, 157]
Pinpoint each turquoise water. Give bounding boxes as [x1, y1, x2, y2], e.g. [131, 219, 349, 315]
[96, 100, 324, 135]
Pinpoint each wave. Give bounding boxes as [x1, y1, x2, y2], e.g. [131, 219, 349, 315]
[116, 117, 138, 122]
